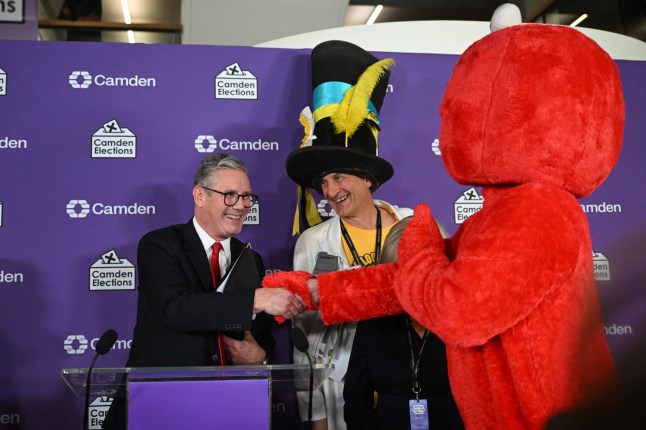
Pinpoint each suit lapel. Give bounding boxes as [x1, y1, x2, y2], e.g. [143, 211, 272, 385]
[230, 238, 243, 259]
[225, 238, 244, 279]
[182, 220, 213, 291]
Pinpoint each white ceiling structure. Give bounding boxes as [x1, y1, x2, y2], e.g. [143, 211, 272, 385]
[37, 0, 646, 46]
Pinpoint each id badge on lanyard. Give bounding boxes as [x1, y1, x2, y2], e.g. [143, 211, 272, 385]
[407, 315, 430, 430]
[409, 399, 429, 429]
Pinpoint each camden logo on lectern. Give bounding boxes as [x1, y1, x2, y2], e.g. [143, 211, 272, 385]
[92, 119, 136, 158]
[194, 134, 279, 152]
[66, 199, 156, 218]
[89, 397, 113, 430]
[90, 249, 136, 291]
[215, 62, 258, 100]
[454, 188, 484, 224]
[68, 70, 157, 89]
[593, 251, 611, 281]
[0, 66, 6, 96]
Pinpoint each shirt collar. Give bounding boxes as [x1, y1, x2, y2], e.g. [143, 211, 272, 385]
[192, 217, 232, 259]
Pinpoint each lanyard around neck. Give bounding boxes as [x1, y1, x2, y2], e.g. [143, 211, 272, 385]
[405, 314, 430, 399]
[339, 206, 382, 267]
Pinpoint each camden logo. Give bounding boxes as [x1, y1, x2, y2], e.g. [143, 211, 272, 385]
[593, 251, 611, 281]
[64, 333, 132, 355]
[195, 135, 217, 153]
[68, 70, 156, 89]
[194, 134, 279, 152]
[90, 249, 136, 291]
[66, 199, 156, 218]
[67, 199, 91, 218]
[92, 119, 136, 158]
[317, 199, 336, 218]
[1, 136, 27, 149]
[64, 335, 89, 354]
[215, 62, 258, 100]
[69, 71, 93, 88]
[0, 66, 6, 96]
[0, 269, 24, 284]
[89, 397, 113, 430]
[0, 1, 24, 23]
[244, 202, 260, 225]
[431, 138, 441, 156]
[454, 188, 483, 224]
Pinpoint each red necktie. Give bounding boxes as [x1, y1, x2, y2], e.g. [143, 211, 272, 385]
[210, 242, 227, 366]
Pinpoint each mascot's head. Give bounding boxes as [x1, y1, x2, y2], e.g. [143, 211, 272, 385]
[439, 4, 625, 198]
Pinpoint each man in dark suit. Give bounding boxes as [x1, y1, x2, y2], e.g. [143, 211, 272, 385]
[103, 153, 304, 429]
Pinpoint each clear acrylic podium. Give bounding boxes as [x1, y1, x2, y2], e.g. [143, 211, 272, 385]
[61, 364, 332, 429]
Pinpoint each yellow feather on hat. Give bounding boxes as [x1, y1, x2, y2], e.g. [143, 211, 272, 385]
[331, 58, 395, 140]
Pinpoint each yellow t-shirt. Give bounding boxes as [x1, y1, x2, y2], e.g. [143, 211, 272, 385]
[341, 212, 395, 267]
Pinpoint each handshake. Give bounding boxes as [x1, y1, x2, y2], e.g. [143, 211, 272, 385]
[254, 271, 320, 322]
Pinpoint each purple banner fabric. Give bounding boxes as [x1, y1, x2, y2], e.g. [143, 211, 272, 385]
[0, 0, 37, 40]
[128, 378, 269, 430]
[0, 39, 645, 429]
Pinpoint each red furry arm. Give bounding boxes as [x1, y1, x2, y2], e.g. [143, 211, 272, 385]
[317, 262, 403, 325]
[395, 185, 584, 347]
[262, 270, 316, 324]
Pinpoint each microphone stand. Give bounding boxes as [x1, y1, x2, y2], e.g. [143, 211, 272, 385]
[83, 329, 118, 430]
[304, 349, 314, 425]
[83, 352, 101, 430]
[291, 326, 313, 430]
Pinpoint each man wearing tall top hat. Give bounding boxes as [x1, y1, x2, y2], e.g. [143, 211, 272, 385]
[287, 40, 413, 430]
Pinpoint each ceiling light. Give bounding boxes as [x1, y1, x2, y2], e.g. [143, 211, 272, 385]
[366, 5, 383, 25]
[570, 14, 588, 27]
[121, 0, 132, 24]
[121, 0, 135, 43]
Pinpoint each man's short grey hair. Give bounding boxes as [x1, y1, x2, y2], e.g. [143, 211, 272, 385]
[193, 153, 248, 187]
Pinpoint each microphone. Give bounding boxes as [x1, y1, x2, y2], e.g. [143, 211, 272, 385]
[291, 326, 309, 355]
[84, 329, 118, 430]
[291, 327, 313, 427]
[95, 329, 118, 355]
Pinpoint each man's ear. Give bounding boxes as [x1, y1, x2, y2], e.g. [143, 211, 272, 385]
[364, 178, 373, 190]
[193, 185, 204, 207]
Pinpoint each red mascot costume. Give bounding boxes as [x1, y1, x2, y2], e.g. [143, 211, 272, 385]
[264, 4, 624, 429]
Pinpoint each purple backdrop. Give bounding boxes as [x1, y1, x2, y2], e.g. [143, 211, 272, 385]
[0, 39, 644, 429]
[0, 0, 37, 40]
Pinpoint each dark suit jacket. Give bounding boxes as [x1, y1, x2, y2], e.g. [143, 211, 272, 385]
[126, 220, 274, 367]
[344, 314, 463, 430]
[102, 221, 274, 430]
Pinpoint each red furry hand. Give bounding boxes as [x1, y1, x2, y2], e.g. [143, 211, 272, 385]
[262, 270, 316, 324]
[397, 203, 444, 265]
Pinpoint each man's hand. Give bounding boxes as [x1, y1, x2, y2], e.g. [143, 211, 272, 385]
[307, 277, 320, 306]
[222, 331, 266, 365]
[253, 288, 305, 319]
[261, 270, 318, 323]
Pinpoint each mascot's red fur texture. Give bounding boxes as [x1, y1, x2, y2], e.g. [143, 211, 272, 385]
[264, 9, 624, 430]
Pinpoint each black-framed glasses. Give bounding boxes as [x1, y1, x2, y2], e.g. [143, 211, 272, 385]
[201, 186, 258, 208]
